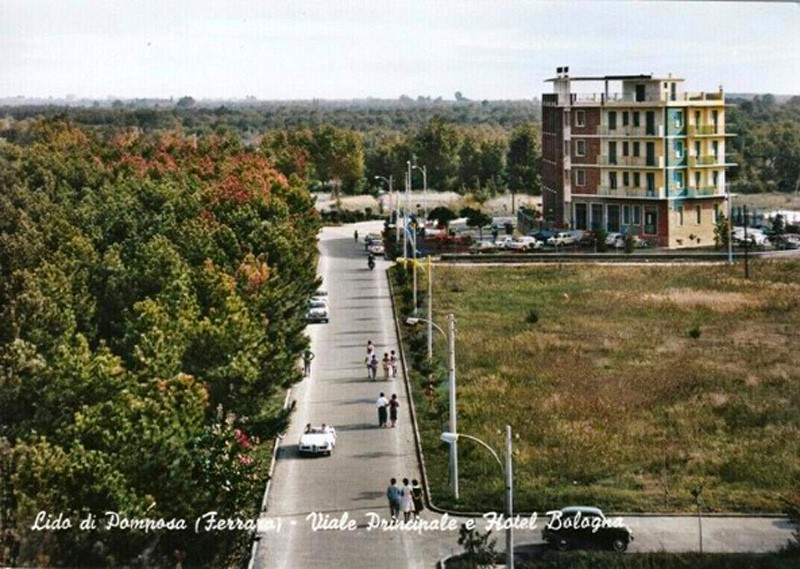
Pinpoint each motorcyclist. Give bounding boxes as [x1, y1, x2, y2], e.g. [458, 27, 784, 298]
[367, 253, 375, 270]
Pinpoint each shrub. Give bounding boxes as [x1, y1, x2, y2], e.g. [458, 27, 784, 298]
[526, 309, 540, 324]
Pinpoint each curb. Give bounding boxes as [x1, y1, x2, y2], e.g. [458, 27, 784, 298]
[386, 266, 435, 512]
[247, 388, 293, 569]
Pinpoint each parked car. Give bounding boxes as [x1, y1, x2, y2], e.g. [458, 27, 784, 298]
[508, 236, 542, 250]
[306, 298, 329, 323]
[495, 236, 514, 249]
[772, 233, 800, 250]
[298, 425, 337, 456]
[732, 227, 768, 246]
[542, 506, 633, 552]
[529, 229, 557, 243]
[547, 231, 578, 247]
[469, 241, 497, 254]
[605, 232, 626, 249]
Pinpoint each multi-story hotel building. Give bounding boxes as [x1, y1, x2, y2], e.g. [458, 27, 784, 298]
[541, 68, 735, 248]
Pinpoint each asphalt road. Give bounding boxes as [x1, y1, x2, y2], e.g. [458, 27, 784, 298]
[253, 221, 455, 568]
[253, 221, 795, 568]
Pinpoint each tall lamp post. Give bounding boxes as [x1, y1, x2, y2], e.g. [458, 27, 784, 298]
[412, 164, 428, 219]
[407, 314, 458, 499]
[374, 175, 397, 244]
[441, 426, 514, 569]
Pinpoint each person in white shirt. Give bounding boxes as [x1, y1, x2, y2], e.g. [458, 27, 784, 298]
[376, 392, 389, 428]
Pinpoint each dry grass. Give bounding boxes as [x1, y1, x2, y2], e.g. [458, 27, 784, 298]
[413, 259, 800, 513]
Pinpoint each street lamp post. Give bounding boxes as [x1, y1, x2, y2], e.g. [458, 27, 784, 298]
[412, 164, 427, 219]
[441, 426, 514, 569]
[406, 314, 458, 499]
[374, 175, 397, 244]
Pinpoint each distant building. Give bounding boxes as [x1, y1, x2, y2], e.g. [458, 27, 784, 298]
[541, 68, 735, 248]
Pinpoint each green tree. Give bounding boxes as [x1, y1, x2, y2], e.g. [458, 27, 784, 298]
[411, 117, 461, 191]
[427, 206, 457, 229]
[507, 123, 541, 194]
[460, 206, 492, 240]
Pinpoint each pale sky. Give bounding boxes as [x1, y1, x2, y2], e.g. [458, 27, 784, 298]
[2, 0, 799, 101]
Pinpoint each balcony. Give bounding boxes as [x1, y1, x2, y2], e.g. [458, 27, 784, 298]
[688, 155, 719, 167]
[598, 125, 664, 137]
[598, 185, 664, 199]
[687, 125, 720, 136]
[598, 155, 664, 168]
[675, 186, 723, 198]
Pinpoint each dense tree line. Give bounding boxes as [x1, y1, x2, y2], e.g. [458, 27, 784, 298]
[0, 119, 320, 565]
[727, 95, 800, 193]
[1, 101, 543, 198]
[0, 99, 541, 138]
[4, 93, 799, 198]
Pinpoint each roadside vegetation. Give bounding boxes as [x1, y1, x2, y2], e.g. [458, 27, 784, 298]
[393, 260, 800, 514]
[0, 119, 320, 566]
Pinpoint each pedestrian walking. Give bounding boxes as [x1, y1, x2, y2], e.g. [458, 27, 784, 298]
[386, 478, 401, 520]
[400, 478, 414, 522]
[382, 353, 391, 381]
[302, 349, 314, 377]
[366, 340, 374, 356]
[411, 479, 423, 519]
[389, 393, 399, 428]
[368, 352, 379, 381]
[376, 392, 389, 428]
[390, 350, 398, 378]
[354, 229, 359, 243]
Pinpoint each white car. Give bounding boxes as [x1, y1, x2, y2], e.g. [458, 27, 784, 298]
[605, 232, 626, 248]
[469, 241, 497, 254]
[306, 298, 329, 323]
[547, 232, 578, 247]
[495, 236, 514, 249]
[368, 241, 385, 255]
[299, 425, 337, 456]
[508, 236, 541, 250]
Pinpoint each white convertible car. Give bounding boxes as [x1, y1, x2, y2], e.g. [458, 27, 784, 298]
[298, 425, 337, 456]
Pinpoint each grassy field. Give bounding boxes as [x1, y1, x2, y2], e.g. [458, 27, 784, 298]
[399, 259, 800, 513]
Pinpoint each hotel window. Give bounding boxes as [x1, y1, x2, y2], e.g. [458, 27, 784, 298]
[608, 111, 617, 130]
[712, 110, 719, 131]
[622, 112, 629, 127]
[632, 205, 642, 225]
[694, 171, 701, 188]
[633, 141, 640, 157]
[623, 205, 630, 225]
[633, 112, 640, 128]
[633, 172, 641, 187]
[712, 140, 719, 160]
[576, 110, 586, 127]
[713, 203, 720, 223]
[694, 111, 701, 127]
[575, 139, 586, 157]
[623, 172, 630, 187]
[609, 171, 618, 189]
[695, 205, 702, 224]
[622, 141, 629, 156]
[674, 110, 684, 129]
[677, 206, 684, 226]
[712, 171, 719, 187]
[575, 169, 586, 186]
